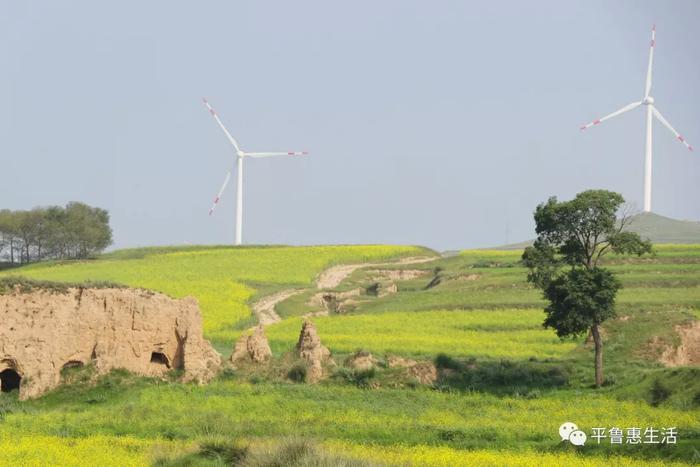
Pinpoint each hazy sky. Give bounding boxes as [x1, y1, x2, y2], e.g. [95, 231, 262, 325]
[1, 1, 699, 251]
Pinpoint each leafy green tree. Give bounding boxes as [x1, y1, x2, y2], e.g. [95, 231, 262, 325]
[522, 190, 651, 387]
[0, 209, 20, 263]
[42, 205, 70, 259]
[15, 209, 45, 262]
[0, 202, 112, 263]
[63, 202, 113, 258]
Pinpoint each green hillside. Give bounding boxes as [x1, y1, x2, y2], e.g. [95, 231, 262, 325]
[495, 212, 700, 250]
[0, 245, 698, 465]
[626, 212, 700, 244]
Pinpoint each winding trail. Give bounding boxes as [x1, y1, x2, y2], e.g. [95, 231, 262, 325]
[315, 256, 437, 289]
[251, 255, 438, 326]
[252, 289, 303, 325]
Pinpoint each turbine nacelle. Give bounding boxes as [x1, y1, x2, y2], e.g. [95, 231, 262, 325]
[202, 98, 308, 245]
[579, 25, 694, 214]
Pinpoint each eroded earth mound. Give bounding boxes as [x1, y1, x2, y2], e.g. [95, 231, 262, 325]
[230, 325, 272, 365]
[386, 355, 438, 385]
[0, 285, 221, 399]
[660, 320, 700, 367]
[345, 351, 378, 371]
[296, 320, 334, 382]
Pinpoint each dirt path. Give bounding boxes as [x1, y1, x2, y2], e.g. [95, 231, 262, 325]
[252, 255, 438, 326]
[252, 289, 303, 325]
[315, 264, 366, 290]
[315, 256, 437, 289]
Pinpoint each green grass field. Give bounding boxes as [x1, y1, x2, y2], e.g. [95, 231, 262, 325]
[265, 309, 578, 359]
[1, 244, 699, 465]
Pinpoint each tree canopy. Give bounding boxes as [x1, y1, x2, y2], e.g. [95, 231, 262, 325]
[524, 190, 651, 286]
[522, 190, 652, 387]
[0, 202, 113, 264]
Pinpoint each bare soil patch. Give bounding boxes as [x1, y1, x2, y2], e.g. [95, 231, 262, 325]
[252, 289, 303, 325]
[659, 321, 700, 367]
[367, 269, 430, 282]
[315, 256, 436, 289]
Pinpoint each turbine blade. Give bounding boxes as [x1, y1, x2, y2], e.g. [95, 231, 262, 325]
[580, 101, 642, 130]
[652, 107, 694, 151]
[202, 98, 242, 153]
[208, 170, 232, 216]
[245, 151, 309, 158]
[644, 25, 656, 98]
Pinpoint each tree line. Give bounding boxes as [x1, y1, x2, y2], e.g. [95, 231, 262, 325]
[0, 202, 113, 264]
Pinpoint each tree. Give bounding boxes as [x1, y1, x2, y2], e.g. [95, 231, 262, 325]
[0, 209, 20, 263]
[42, 205, 70, 259]
[14, 209, 45, 263]
[63, 202, 113, 258]
[0, 202, 113, 263]
[522, 190, 652, 387]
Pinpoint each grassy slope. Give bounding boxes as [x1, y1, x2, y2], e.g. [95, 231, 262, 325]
[494, 212, 700, 249]
[271, 247, 700, 370]
[0, 245, 699, 465]
[267, 245, 700, 462]
[628, 213, 700, 244]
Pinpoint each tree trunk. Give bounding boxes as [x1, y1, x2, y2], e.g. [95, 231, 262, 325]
[591, 323, 604, 387]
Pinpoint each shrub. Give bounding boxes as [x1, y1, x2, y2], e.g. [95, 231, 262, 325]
[218, 367, 237, 381]
[0, 396, 20, 422]
[334, 367, 376, 389]
[436, 358, 569, 395]
[649, 379, 672, 407]
[268, 439, 315, 466]
[438, 429, 468, 442]
[352, 368, 376, 389]
[692, 391, 700, 407]
[198, 439, 249, 464]
[435, 353, 462, 371]
[601, 374, 617, 387]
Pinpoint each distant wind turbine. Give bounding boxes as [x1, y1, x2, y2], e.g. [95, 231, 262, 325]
[580, 25, 694, 213]
[202, 98, 308, 245]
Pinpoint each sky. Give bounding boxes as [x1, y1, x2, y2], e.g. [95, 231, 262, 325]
[1, 1, 699, 251]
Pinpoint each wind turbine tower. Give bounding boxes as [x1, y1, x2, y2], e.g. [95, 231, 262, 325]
[202, 98, 308, 245]
[580, 25, 694, 213]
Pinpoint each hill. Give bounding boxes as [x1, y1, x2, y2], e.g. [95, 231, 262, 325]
[625, 212, 700, 243]
[0, 245, 698, 465]
[494, 212, 700, 250]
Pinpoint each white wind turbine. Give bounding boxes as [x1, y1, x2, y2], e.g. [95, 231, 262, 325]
[202, 98, 307, 245]
[580, 25, 694, 213]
